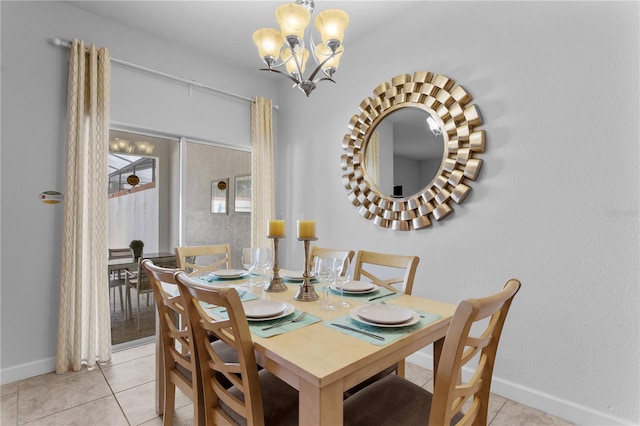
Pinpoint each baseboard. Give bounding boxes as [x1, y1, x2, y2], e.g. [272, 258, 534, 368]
[1, 356, 57, 385]
[406, 350, 636, 426]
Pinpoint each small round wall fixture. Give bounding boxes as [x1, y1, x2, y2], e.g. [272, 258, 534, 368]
[340, 71, 485, 231]
[127, 174, 140, 187]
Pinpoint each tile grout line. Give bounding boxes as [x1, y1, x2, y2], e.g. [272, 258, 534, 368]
[98, 363, 133, 426]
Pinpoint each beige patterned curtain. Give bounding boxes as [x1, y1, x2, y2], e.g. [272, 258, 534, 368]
[366, 130, 381, 186]
[56, 39, 112, 373]
[250, 97, 275, 249]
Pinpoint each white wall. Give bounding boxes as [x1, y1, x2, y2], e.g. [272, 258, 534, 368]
[1, 1, 638, 425]
[274, 2, 639, 425]
[0, 0, 277, 381]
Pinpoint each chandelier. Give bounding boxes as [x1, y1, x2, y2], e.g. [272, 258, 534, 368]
[253, 0, 349, 97]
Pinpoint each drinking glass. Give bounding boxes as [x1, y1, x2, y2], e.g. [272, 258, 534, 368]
[315, 257, 336, 311]
[335, 256, 351, 308]
[242, 247, 257, 286]
[255, 247, 272, 287]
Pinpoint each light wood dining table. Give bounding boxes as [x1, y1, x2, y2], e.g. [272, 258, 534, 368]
[155, 273, 456, 426]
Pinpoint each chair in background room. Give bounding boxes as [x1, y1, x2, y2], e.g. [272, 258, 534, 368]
[343, 279, 521, 425]
[175, 243, 232, 277]
[175, 271, 299, 426]
[142, 260, 238, 426]
[108, 247, 133, 312]
[309, 245, 355, 273]
[124, 258, 154, 329]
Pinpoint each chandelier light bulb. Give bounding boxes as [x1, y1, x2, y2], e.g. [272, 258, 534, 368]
[275, 2, 311, 45]
[253, 28, 284, 65]
[282, 47, 309, 76]
[315, 9, 349, 49]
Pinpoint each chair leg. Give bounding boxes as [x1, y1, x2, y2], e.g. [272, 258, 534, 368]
[137, 288, 141, 330]
[118, 285, 124, 312]
[163, 383, 176, 426]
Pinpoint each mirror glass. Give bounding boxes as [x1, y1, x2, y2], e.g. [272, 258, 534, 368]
[364, 107, 444, 198]
[211, 179, 229, 214]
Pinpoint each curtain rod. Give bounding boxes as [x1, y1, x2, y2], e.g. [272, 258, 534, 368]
[49, 38, 278, 110]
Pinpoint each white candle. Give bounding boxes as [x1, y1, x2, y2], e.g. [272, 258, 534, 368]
[268, 219, 285, 237]
[297, 220, 316, 239]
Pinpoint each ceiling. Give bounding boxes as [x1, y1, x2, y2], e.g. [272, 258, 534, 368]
[66, 1, 416, 70]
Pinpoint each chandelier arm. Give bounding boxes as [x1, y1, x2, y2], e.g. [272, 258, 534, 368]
[258, 68, 302, 85]
[307, 52, 338, 82]
[290, 47, 305, 79]
[309, 31, 321, 66]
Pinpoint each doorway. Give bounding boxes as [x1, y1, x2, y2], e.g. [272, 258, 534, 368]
[107, 129, 251, 348]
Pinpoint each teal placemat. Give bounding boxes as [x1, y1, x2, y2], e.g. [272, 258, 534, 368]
[204, 305, 322, 338]
[282, 277, 319, 284]
[324, 311, 441, 346]
[329, 285, 402, 303]
[250, 311, 322, 338]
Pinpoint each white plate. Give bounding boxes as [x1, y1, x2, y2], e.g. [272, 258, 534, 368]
[349, 308, 420, 328]
[353, 304, 415, 325]
[243, 299, 287, 318]
[339, 280, 376, 292]
[210, 269, 249, 279]
[330, 283, 379, 294]
[281, 270, 306, 280]
[246, 302, 296, 322]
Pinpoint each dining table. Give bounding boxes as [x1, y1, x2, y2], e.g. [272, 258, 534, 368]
[154, 270, 456, 426]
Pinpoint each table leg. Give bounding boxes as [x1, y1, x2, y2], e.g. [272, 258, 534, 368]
[433, 337, 444, 386]
[298, 378, 343, 426]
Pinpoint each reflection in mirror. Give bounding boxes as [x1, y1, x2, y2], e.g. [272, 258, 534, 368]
[211, 179, 229, 214]
[364, 108, 444, 198]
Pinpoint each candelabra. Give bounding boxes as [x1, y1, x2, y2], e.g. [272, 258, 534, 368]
[264, 235, 287, 292]
[294, 237, 319, 301]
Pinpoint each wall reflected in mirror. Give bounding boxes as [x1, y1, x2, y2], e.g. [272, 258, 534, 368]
[364, 107, 444, 198]
[211, 179, 229, 214]
[234, 175, 251, 213]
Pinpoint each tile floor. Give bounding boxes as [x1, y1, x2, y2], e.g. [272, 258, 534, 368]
[1, 342, 573, 425]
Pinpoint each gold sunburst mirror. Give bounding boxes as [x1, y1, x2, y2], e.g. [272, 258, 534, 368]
[340, 72, 485, 231]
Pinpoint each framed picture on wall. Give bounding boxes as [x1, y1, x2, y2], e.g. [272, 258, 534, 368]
[234, 175, 251, 213]
[211, 178, 229, 214]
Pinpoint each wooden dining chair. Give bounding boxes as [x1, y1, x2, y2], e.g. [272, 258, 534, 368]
[175, 271, 299, 426]
[344, 249, 420, 396]
[352, 249, 420, 295]
[142, 260, 239, 426]
[175, 243, 232, 277]
[309, 245, 355, 273]
[343, 279, 522, 426]
[108, 247, 133, 312]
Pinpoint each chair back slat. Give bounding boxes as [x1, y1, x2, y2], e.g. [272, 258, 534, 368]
[309, 246, 355, 272]
[175, 244, 232, 276]
[109, 247, 133, 260]
[430, 279, 521, 426]
[352, 250, 419, 295]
